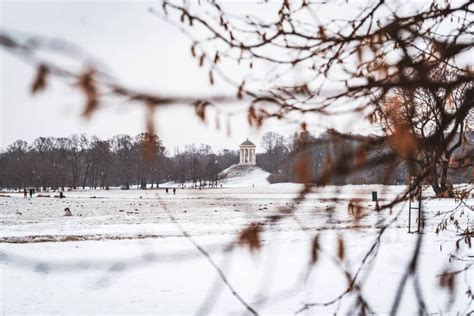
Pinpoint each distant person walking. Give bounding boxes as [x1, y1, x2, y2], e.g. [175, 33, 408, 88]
[29, 188, 33, 199]
[173, 188, 176, 195]
[165, 188, 169, 194]
[23, 188, 27, 199]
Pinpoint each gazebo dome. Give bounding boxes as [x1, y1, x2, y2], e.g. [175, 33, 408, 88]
[240, 139, 255, 146]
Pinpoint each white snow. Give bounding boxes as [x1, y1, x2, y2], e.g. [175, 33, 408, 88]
[219, 164, 270, 187]
[0, 184, 473, 315]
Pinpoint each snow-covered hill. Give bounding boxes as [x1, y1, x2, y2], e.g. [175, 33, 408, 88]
[219, 164, 270, 187]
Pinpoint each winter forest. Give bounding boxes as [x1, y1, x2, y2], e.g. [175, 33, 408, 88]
[2, 131, 473, 191]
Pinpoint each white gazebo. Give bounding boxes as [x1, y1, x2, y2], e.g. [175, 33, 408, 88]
[239, 139, 256, 165]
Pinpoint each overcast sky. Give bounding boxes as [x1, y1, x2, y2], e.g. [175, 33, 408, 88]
[0, 1, 396, 152]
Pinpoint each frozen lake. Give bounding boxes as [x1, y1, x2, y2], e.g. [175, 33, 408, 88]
[1, 184, 472, 314]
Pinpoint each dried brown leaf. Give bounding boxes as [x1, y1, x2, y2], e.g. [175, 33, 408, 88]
[311, 234, 320, 264]
[294, 154, 311, 184]
[209, 70, 214, 85]
[78, 69, 98, 119]
[31, 64, 49, 94]
[337, 236, 345, 261]
[194, 100, 211, 123]
[348, 199, 364, 224]
[238, 223, 262, 252]
[439, 271, 456, 294]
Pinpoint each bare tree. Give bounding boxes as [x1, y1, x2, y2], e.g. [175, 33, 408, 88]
[110, 134, 135, 190]
[377, 66, 473, 197]
[69, 134, 89, 189]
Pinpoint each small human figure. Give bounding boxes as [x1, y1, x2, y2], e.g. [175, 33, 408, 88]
[29, 188, 33, 199]
[173, 188, 176, 195]
[59, 191, 65, 199]
[165, 188, 169, 194]
[23, 188, 27, 199]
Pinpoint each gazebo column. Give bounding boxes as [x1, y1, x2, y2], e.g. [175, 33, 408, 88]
[239, 140, 256, 165]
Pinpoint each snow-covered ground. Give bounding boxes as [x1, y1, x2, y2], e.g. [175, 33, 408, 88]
[219, 164, 270, 187]
[0, 184, 473, 315]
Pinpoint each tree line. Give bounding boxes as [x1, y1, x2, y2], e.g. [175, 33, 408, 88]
[1, 130, 471, 192]
[259, 130, 473, 191]
[0, 133, 237, 191]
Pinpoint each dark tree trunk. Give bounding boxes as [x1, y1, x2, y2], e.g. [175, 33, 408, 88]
[430, 164, 454, 198]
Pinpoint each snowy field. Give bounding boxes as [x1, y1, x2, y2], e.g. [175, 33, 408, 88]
[0, 184, 473, 315]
